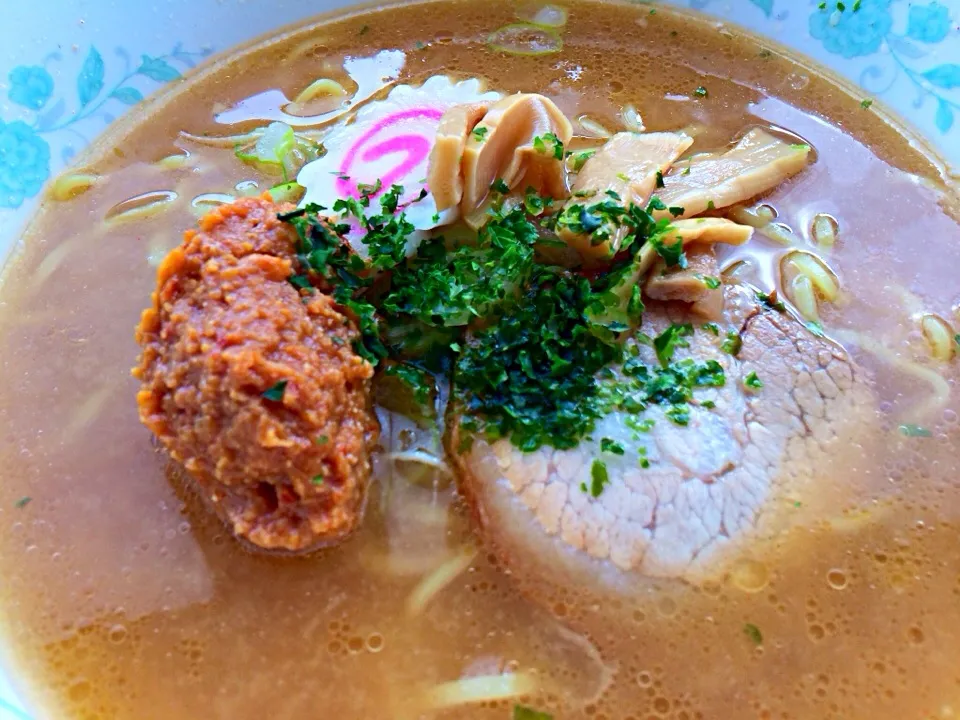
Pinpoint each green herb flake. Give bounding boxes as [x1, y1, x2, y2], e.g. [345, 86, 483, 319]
[818, 1, 827, 8]
[853, 0, 862, 10]
[655, 170, 665, 189]
[650, 232, 688, 269]
[514, 705, 554, 720]
[472, 126, 489, 142]
[759, 48, 773, 59]
[316, 435, 329, 445]
[262, 380, 288, 401]
[639, 456, 651, 469]
[532, 132, 564, 161]
[288, 274, 312, 290]
[702, 322, 720, 336]
[491, 177, 510, 194]
[860, 98, 873, 110]
[899, 424, 931, 438]
[414, 40, 426, 50]
[698, 274, 721, 290]
[600, 437, 626, 455]
[570, 149, 596, 171]
[836, 1, 846, 11]
[682, 166, 692, 176]
[806, 321, 826, 338]
[653, 323, 691, 367]
[311, 474, 325, 485]
[616, 172, 630, 183]
[756, 290, 787, 313]
[589, 459, 610, 497]
[666, 404, 691, 426]
[720, 331, 742, 356]
[955, 333, 960, 350]
[359, 24, 370, 35]
[744, 623, 763, 645]
[694, 86, 708, 98]
[431, 212, 441, 223]
[15, 496, 31, 509]
[743, 371, 764, 390]
[706, 199, 716, 211]
[701, 400, 716, 409]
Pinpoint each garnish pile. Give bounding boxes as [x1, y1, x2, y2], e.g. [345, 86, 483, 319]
[280, 181, 736, 454]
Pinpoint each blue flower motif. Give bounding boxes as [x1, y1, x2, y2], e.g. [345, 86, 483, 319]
[0, 120, 51, 209]
[907, 1, 951, 44]
[809, 0, 892, 59]
[7, 65, 54, 111]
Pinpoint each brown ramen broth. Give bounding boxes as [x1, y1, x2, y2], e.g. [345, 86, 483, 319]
[1, 1, 959, 718]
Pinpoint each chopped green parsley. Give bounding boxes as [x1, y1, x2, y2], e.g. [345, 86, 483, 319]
[720, 331, 742, 356]
[15, 496, 31, 509]
[698, 274, 721, 289]
[694, 86, 708, 98]
[650, 232, 687, 268]
[514, 705, 553, 720]
[472, 126, 489, 142]
[702, 322, 720, 336]
[860, 98, 873, 110]
[756, 290, 786, 312]
[262, 380, 288, 401]
[600, 438, 626, 455]
[666, 404, 691, 426]
[569, 149, 596, 171]
[743, 371, 764, 390]
[533, 132, 564, 160]
[744, 623, 763, 645]
[653, 323, 692, 367]
[288, 274, 312, 290]
[589, 459, 610, 497]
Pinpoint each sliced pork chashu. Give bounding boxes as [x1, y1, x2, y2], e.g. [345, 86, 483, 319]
[451, 285, 877, 594]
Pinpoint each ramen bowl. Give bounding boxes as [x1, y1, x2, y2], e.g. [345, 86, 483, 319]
[0, 1, 958, 718]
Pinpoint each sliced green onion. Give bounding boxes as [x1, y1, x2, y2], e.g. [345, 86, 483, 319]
[235, 121, 296, 169]
[269, 181, 305, 204]
[488, 23, 563, 56]
[235, 122, 325, 180]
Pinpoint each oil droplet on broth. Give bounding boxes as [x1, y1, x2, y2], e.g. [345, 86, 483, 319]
[107, 625, 128, 644]
[729, 558, 771, 593]
[826, 569, 848, 590]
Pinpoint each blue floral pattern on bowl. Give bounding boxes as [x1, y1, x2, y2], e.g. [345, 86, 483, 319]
[0, 0, 955, 717]
[807, 0, 960, 133]
[0, 44, 211, 211]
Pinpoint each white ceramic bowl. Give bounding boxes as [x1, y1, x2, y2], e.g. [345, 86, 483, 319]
[0, 0, 957, 716]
